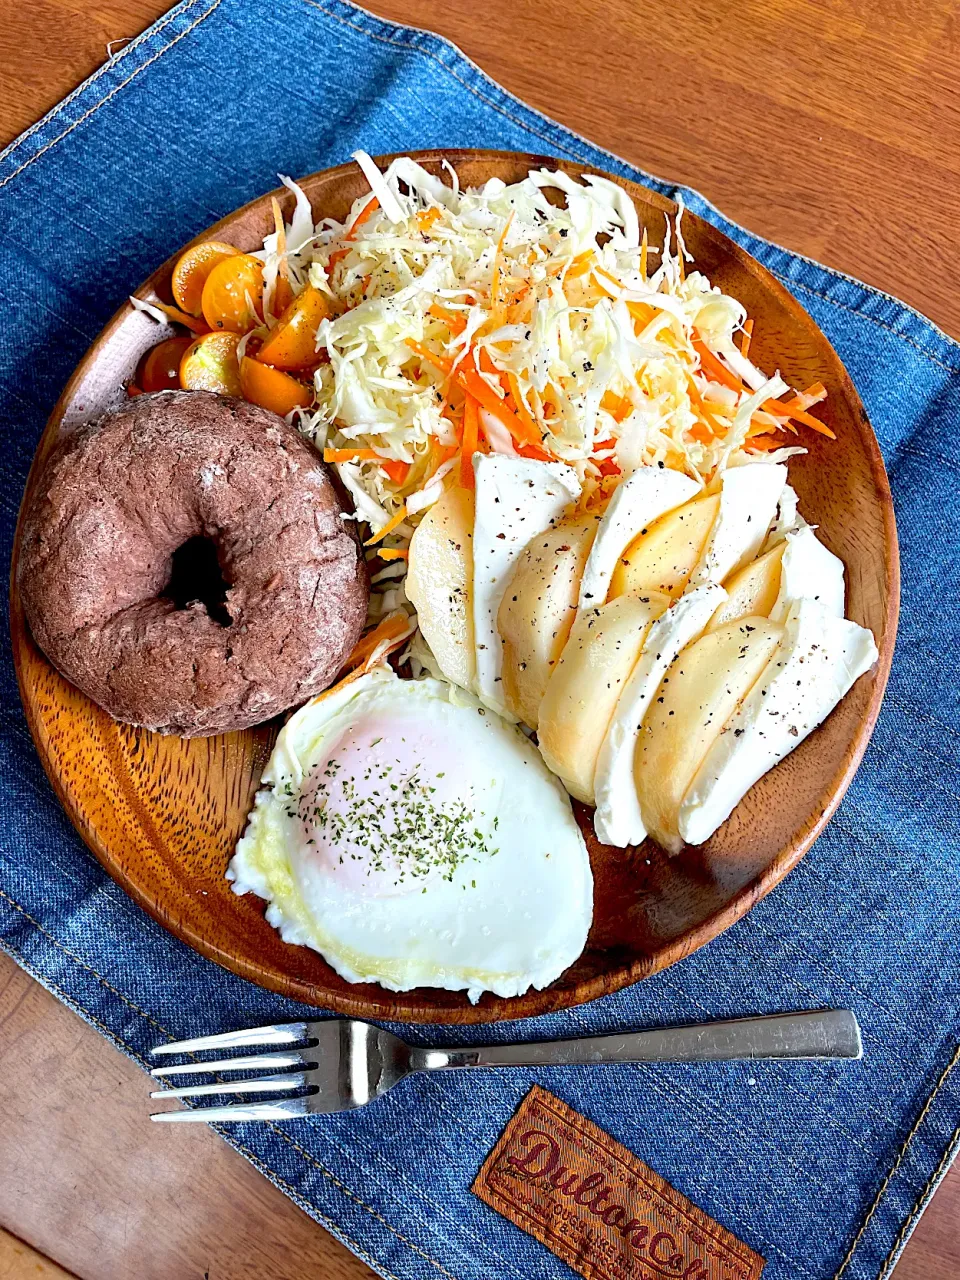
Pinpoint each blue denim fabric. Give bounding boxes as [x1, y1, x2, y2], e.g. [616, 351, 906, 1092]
[1, 2, 958, 1277]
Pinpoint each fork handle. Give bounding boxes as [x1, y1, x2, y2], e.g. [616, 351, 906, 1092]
[418, 1010, 861, 1070]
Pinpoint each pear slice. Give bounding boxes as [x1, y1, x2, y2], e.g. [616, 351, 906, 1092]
[634, 615, 784, 853]
[707, 542, 786, 632]
[498, 512, 601, 728]
[608, 493, 720, 600]
[538, 590, 671, 803]
[406, 486, 476, 693]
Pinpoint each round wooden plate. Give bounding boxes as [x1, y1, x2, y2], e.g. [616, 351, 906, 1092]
[11, 150, 898, 1024]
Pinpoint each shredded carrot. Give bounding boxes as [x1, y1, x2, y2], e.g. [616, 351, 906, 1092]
[640, 227, 648, 281]
[428, 302, 467, 335]
[745, 433, 782, 453]
[566, 250, 594, 279]
[328, 195, 379, 270]
[457, 356, 542, 450]
[763, 399, 836, 438]
[740, 318, 754, 359]
[594, 266, 623, 297]
[596, 457, 621, 477]
[381, 459, 411, 486]
[364, 505, 408, 546]
[343, 611, 411, 671]
[154, 302, 209, 334]
[600, 390, 633, 423]
[417, 208, 442, 233]
[324, 447, 380, 463]
[692, 336, 743, 392]
[405, 338, 453, 375]
[460, 394, 479, 488]
[377, 548, 409, 562]
[626, 300, 657, 333]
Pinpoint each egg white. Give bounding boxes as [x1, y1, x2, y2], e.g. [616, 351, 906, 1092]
[228, 669, 593, 1002]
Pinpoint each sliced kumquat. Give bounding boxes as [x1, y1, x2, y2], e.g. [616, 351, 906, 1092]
[257, 284, 329, 369]
[201, 254, 264, 334]
[137, 335, 193, 392]
[171, 240, 239, 315]
[179, 331, 242, 396]
[239, 357, 313, 416]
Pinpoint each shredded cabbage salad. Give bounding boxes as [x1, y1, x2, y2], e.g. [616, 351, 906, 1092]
[253, 153, 832, 569]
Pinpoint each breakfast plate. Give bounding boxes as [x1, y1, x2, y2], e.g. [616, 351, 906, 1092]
[11, 150, 898, 1023]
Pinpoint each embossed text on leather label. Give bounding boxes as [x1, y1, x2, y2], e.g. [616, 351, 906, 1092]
[472, 1086, 764, 1280]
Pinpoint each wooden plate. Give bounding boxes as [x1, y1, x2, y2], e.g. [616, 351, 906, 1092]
[11, 150, 898, 1024]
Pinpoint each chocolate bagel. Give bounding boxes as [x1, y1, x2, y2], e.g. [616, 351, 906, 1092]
[19, 390, 368, 736]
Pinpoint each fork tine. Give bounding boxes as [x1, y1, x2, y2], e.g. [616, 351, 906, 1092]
[150, 1049, 308, 1078]
[150, 1097, 309, 1123]
[150, 1073, 305, 1100]
[150, 1020, 310, 1056]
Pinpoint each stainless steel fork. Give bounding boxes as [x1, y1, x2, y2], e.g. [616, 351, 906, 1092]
[148, 1008, 861, 1122]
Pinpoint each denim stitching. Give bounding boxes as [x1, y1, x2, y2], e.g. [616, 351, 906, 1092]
[877, 1121, 960, 1280]
[0, 0, 200, 168]
[0, 888, 459, 1280]
[0, 0, 224, 193]
[228, 1137, 407, 1280]
[833, 1042, 960, 1279]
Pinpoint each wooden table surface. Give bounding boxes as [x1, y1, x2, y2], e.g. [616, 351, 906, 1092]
[0, 1, 956, 1278]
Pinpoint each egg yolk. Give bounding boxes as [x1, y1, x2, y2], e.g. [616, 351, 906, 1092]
[295, 712, 499, 897]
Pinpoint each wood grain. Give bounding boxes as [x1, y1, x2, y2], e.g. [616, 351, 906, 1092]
[0, 1228, 78, 1280]
[0, 0, 953, 1276]
[10, 151, 897, 1023]
[0, 952, 371, 1280]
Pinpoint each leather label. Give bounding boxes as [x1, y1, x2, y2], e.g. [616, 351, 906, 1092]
[472, 1086, 764, 1280]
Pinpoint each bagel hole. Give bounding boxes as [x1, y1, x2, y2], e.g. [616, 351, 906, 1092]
[163, 536, 231, 627]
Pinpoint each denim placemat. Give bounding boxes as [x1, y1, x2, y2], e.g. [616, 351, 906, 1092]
[1, 2, 958, 1277]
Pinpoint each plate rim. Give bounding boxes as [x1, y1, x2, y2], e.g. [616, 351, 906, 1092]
[10, 148, 900, 1023]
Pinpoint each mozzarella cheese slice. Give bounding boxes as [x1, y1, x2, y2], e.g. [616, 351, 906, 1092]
[472, 454, 580, 715]
[678, 598, 878, 846]
[592, 583, 726, 847]
[576, 466, 700, 618]
[770, 525, 845, 621]
[688, 462, 787, 588]
[761, 482, 806, 554]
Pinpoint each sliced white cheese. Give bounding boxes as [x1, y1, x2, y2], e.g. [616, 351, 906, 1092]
[678, 598, 878, 846]
[770, 525, 845, 621]
[688, 462, 787, 589]
[593, 583, 726, 847]
[472, 454, 580, 715]
[576, 466, 700, 618]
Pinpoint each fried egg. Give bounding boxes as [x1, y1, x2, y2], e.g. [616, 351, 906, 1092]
[228, 668, 593, 1001]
